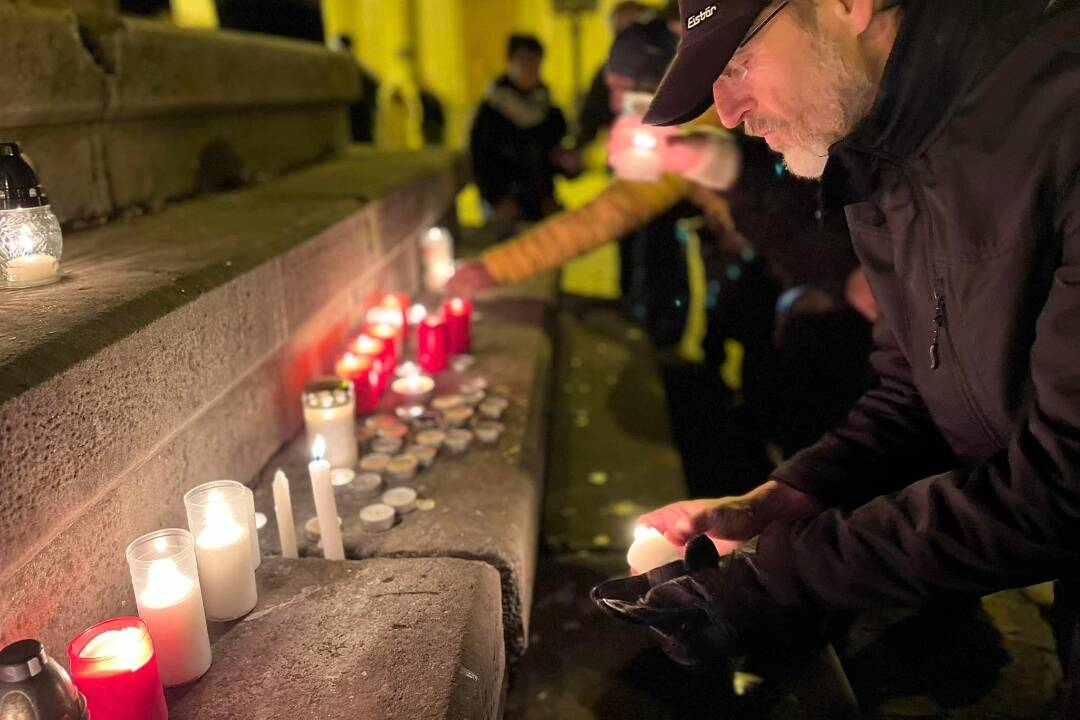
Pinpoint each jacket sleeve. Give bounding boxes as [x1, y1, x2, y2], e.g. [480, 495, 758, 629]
[481, 175, 688, 284]
[755, 174, 1080, 611]
[469, 103, 508, 206]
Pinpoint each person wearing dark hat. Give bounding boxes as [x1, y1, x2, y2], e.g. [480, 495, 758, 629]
[616, 0, 1080, 714]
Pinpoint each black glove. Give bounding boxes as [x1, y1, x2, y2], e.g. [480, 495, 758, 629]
[592, 536, 820, 666]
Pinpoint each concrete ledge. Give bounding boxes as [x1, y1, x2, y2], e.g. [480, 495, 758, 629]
[0, 149, 463, 655]
[253, 310, 552, 662]
[168, 557, 505, 720]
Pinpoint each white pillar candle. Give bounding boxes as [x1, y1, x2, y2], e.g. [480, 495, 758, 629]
[272, 469, 299, 559]
[184, 483, 258, 621]
[126, 529, 212, 686]
[302, 379, 358, 470]
[626, 526, 683, 574]
[310, 436, 345, 560]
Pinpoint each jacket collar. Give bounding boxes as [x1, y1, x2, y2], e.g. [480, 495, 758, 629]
[836, 0, 1050, 163]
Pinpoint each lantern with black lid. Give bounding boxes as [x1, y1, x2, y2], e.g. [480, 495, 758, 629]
[0, 143, 62, 289]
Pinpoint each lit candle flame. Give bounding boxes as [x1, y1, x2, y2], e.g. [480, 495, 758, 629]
[312, 435, 326, 461]
[449, 298, 465, 314]
[632, 131, 658, 151]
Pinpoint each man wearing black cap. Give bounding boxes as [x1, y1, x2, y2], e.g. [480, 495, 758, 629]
[617, 0, 1080, 712]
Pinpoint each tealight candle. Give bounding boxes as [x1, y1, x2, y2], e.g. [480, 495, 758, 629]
[627, 526, 682, 574]
[444, 405, 475, 428]
[386, 454, 419, 484]
[359, 503, 396, 532]
[475, 421, 505, 445]
[410, 411, 443, 430]
[451, 354, 476, 372]
[395, 361, 421, 378]
[445, 429, 474, 455]
[126, 529, 212, 686]
[415, 429, 446, 448]
[462, 390, 486, 406]
[371, 437, 404, 456]
[418, 314, 449, 374]
[396, 402, 426, 421]
[391, 374, 435, 402]
[184, 482, 258, 621]
[377, 423, 410, 441]
[382, 487, 417, 514]
[302, 379, 359, 469]
[272, 469, 299, 559]
[68, 616, 168, 720]
[334, 352, 379, 415]
[365, 414, 399, 432]
[354, 472, 383, 500]
[359, 452, 392, 474]
[406, 444, 437, 469]
[304, 515, 343, 539]
[309, 437, 345, 560]
[479, 397, 509, 420]
[330, 468, 356, 487]
[461, 377, 489, 394]
[431, 395, 464, 412]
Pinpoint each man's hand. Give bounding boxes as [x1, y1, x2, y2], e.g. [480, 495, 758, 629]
[639, 480, 821, 549]
[446, 261, 499, 297]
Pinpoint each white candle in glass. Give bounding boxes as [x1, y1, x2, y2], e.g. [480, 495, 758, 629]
[310, 436, 345, 560]
[184, 483, 258, 621]
[126, 529, 212, 686]
[4, 253, 59, 283]
[302, 379, 358, 470]
[626, 525, 682, 573]
[272, 469, 299, 559]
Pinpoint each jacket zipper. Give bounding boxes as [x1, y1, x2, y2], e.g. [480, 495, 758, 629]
[930, 281, 946, 370]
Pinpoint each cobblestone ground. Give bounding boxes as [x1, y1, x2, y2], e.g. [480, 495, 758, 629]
[506, 296, 1063, 720]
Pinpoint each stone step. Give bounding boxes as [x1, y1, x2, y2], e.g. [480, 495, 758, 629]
[167, 557, 505, 720]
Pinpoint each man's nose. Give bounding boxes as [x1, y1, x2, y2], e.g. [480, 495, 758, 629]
[712, 81, 753, 129]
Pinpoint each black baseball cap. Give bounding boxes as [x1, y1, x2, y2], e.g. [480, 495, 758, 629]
[644, 0, 771, 126]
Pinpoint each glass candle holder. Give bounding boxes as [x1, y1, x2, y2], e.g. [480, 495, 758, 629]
[365, 323, 400, 373]
[302, 379, 359, 469]
[67, 616, 168, 720]
[125, 529, 212, 686]
[0, 144, 62, 290]
[335, 352, 380, 415]
[184, 482, 258, 622]
[351, 334, 391, 393]
[421, 226, 455, 292]
[418, 314, 449, 374]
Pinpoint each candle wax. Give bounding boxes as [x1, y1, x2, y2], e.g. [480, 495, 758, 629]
[4, 253, 58, 284]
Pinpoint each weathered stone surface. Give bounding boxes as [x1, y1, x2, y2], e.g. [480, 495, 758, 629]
[254, 314, 552, 660]
[94, 18, 356, 117]
[0, 151, 462, 646]
[168, 557, 505, 720]
[0, 3, 107, 128]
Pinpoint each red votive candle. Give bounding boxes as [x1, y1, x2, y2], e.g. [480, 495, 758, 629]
[380, 292, 411, 331]
[335, 352, 379, 414]
[365, 323, 400, 375]
[443, 297, 473, 354]
[418, 314, 449, 374]
[67, 616, 168, 720]
[352, 334, 391, 392]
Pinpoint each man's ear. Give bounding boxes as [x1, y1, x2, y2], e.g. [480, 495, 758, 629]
[826, 0, 875, 35]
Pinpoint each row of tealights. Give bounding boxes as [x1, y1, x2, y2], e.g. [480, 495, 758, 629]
[41, 293, 484, 720]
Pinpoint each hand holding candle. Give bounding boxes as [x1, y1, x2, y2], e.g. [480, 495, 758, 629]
[309, 436, 345, 560]
[626, 525, 682, 574]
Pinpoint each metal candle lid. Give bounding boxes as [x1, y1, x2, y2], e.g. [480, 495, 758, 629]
[303, 378, 354, 409]
[0, 639, 89, 719]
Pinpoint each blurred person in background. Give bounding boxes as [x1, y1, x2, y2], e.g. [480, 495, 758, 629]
[469, 35, 572, 226]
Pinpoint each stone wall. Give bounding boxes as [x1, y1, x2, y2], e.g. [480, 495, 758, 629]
[0, 2, 356, 227]
[0, 147, 466, 661]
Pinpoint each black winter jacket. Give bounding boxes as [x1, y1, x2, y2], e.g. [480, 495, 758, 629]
[758, 0, 1080, 610]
